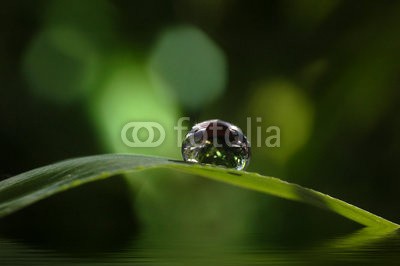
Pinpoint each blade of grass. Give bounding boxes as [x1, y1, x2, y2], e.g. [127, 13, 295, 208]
[169, 164, 399, 230]
[0, 154, 398, 230]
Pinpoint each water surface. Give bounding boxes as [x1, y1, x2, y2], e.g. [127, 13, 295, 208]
[1, 229, 399, 265]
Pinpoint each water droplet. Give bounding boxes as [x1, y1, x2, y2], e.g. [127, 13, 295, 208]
[182, 119, 250, 170]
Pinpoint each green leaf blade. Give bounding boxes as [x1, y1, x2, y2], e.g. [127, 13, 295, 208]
[0, 154, 398, 230]
[170, 164, 399, 229]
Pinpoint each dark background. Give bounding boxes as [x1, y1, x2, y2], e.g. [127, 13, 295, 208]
[1, 0, 399, 254]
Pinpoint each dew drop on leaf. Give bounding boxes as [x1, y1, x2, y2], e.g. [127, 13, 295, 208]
[182, 119, 250, 170]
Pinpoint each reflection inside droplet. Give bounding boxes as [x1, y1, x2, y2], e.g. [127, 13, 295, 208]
[181, 119, 250, 170]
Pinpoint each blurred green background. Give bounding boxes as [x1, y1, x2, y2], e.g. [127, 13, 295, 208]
[1, 0, 400, 254]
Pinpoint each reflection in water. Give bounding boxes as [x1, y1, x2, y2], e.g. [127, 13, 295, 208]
[0, 230, 399, 265]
